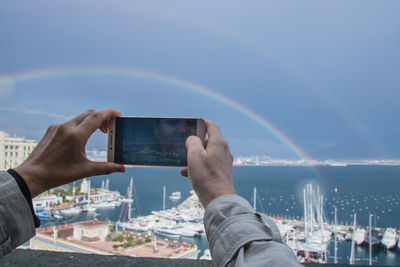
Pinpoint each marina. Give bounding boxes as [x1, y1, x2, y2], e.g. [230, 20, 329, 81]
[33, 166, 400, 265]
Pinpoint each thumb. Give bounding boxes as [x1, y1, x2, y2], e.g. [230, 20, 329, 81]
[186, 136, 205, 162]
[87, 161, 126, 176]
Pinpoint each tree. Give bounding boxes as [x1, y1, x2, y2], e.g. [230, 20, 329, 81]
[115, 235, 124, 243]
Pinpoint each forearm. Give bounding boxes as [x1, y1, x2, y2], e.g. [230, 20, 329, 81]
[204, 194, 302, 267]
[0, 171, 36, 258]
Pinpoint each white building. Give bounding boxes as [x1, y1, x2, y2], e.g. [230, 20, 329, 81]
[90, 190, 120, 203]
[80, 178, 89, 194]
[0, 131, 38, 170]
[73, 219, 110, 241]
[33, 194, 63, 210]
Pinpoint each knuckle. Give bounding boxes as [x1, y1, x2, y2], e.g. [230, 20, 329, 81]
[91, 112, 103, 120]
[86, 109, 96, 114]
[57, 123, 69, 134]
[47, 124, 58, 133]
[221, 139, 229, 149]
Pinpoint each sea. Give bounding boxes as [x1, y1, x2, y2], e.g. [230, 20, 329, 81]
[48, 165, 400, 266]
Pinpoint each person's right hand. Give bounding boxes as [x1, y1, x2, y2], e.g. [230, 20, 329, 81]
[181, 120, 235, 208]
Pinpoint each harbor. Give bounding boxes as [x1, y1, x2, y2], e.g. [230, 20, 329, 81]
[30, 166, 400, 265]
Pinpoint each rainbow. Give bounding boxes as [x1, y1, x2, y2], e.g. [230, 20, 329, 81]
[122, 6, 387, 157]
[0, 66, 314, 162]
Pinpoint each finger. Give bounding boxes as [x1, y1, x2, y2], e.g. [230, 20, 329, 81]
[180, 168, 188, 177]
[186, 136, 205, 162]
[99, 122, 108, 133]
[86, 161, 126, 176]
[204, 120, 225, 145]
[78, 109, 121, 138]
[66, 109, 96, 126]
[99, 114, 114, 133]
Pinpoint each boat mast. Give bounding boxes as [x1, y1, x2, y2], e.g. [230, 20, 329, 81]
[105, 178, 110, 191]
[303, 188, 309, 259]
[128, 177, 133, 220]
[369, 214, 372, 266]
[253, 187, 257, 212]
[72, 182, 76, 203]
[87, 180, 91, 208]
[334, 206, 338, 264]
[350, 213, 356, 265]
[163, 186, 166, 211]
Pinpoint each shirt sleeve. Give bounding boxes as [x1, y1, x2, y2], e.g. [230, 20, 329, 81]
[204, 194, 302, 267]
[0, 171, 36, 257]
[7, 169, 40, 228]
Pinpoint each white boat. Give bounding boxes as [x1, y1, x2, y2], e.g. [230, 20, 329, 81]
[81, 206, 97, 213]
[345, 232, 352, 241]
[120, 198, 133, 203]
[118, 219, 151, 232]
[169, 191, 181, 201]
[155, 228, 181, 238]
[200, 249, 212, 260]
[53, 213, 63, 219]
[175, 227, 197, 237]
[93, 202, 115, 209]
[382, 228, 398, 250]
[60, 207, 81, 216]
[353, 228, 366, 245]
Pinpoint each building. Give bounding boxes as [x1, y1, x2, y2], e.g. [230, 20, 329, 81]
[80, 178, 89, 194]
[0, 130, 37, 170]
[73, 219, 110, 242]
[33, 194, 63, 210]
[90, 190, 120, 203]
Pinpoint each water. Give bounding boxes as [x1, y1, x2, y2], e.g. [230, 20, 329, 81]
[49, 165, 400, 265]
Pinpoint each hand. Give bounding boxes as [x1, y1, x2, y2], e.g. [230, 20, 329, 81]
[15, 109, 126, 198]
[181, 120, 235, 208]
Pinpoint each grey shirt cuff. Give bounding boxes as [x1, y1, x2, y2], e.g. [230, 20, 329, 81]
[0, 171, 36, 257]
[204, 194, 283, 267]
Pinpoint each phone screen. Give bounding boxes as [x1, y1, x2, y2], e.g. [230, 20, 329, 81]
[114, 117, 198, 166]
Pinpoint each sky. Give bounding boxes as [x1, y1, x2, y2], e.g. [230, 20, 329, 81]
[0, 0, 399, 160]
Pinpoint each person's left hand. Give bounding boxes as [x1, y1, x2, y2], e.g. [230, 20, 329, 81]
[15, 109, 126, 197]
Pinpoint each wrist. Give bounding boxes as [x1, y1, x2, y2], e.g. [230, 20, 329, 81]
[14, 163, 47, 198]
[200, 188, 236, 208]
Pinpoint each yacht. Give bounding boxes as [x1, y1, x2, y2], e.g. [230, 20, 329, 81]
[353, 228, 367, 245]
[155, 228, 181, 238]
[52, 211, 63, 220]
[118, 219, 150, 232]
[120, 198, 133, 204]
[382, 228, 398, 249]
[60, 207, 81, 216]
[169, 191, 181, 201]
[81, 206, 97, 213]
[36, 210, 50, 220]
[175, 227, 197, 237]
[93, 202, 115, 209]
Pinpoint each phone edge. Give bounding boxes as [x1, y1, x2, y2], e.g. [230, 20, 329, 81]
[107, 117, 116, 162]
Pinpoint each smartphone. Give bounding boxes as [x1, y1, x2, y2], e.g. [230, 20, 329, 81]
[107, 117, 206, 167]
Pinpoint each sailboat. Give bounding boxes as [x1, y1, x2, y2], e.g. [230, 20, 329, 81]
[82, 180, 96, 212]
[382, 228, 398, 249]
[354, 228, 367, 246]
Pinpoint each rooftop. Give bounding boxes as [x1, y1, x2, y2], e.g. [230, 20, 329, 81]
[75, 219, 110, 228]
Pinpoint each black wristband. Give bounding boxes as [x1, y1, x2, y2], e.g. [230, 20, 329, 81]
[7, 169, 41, 228]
